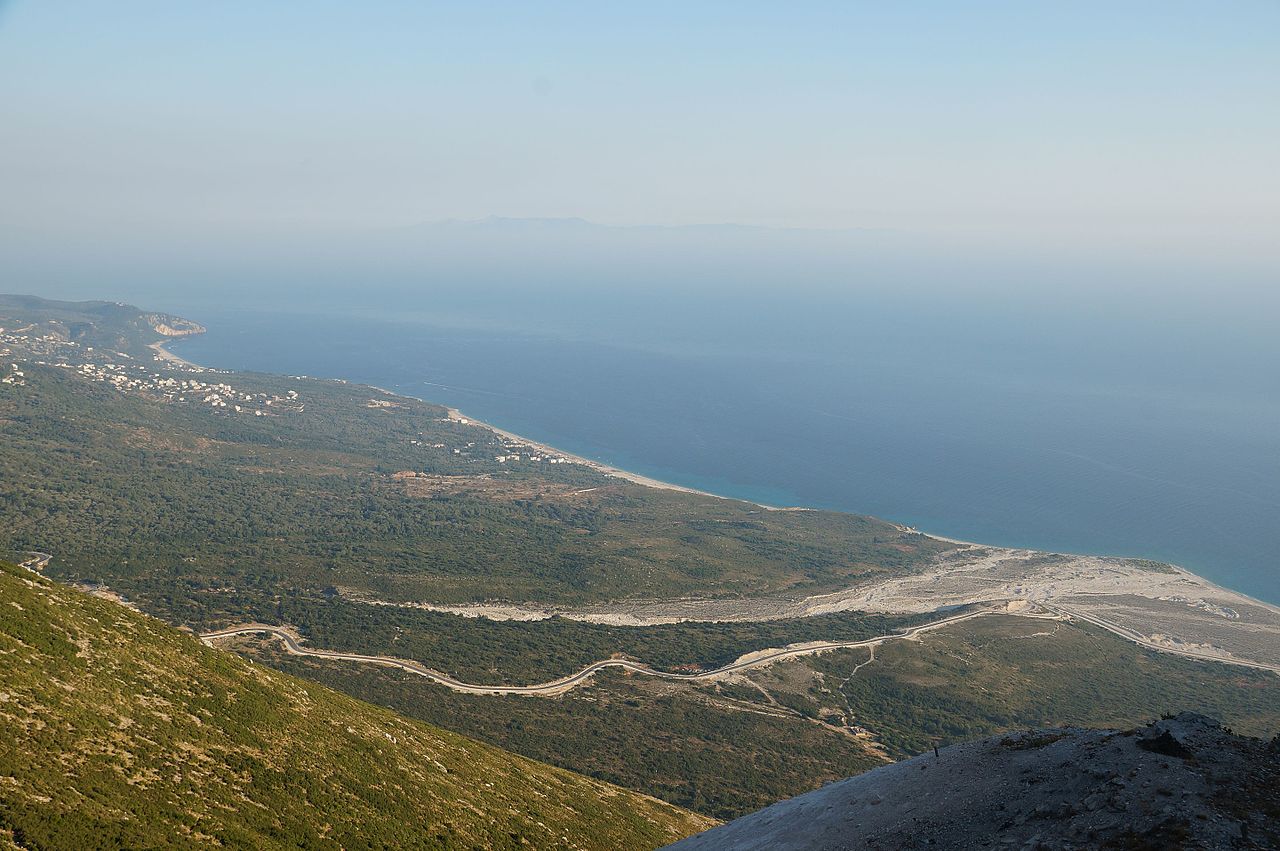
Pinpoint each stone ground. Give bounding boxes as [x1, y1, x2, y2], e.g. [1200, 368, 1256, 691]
[667, 713, 1280, 850]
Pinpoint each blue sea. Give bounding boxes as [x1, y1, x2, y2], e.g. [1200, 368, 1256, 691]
[169, 294, 1280, 606]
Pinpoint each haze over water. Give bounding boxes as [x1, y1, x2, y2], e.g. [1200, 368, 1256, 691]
[5, 2, 1278, 605]
[170, 277, 1280, 607]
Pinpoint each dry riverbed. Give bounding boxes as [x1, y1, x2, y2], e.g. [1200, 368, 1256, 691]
[349, 542, 1280, 673]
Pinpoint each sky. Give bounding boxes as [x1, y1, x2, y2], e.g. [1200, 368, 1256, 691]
[2, 0, 1278, 269]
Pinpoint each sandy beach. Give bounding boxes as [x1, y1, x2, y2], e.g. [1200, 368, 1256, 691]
[148, 339, 199, 368]
[163, 336, 738, 501]
[446, 407, 724, 499]
[445, 406, 816, 511]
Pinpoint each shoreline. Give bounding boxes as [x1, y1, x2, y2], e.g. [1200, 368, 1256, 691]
[164, 334, 1274, 612]
[410, 409, 1280, 638]
[445, 407, 758, 502]
[166, 336, 731, 501]
[148, 339, 200, 368]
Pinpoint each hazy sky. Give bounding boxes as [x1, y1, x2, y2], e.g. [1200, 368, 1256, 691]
[2, 1, 1278, 263]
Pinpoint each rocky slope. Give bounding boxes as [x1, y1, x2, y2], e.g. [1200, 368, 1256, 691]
[0, 560, 711, 849]
[667, 713, 1280, 850]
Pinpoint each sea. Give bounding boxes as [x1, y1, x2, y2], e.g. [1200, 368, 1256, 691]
[168, 291, 1280, 606]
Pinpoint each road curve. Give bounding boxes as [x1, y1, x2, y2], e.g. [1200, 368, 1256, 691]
[15, 552, 52, 572]
[1043, 603, 1280, 675]
[200, 607, 1001, 696]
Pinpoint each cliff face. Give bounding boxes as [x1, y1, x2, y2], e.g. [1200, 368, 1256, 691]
[667, 713, 1280, 850]
[144, 313, 206, 337]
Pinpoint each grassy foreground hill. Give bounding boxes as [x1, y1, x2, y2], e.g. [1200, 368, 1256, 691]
[0, 561, 711, 849]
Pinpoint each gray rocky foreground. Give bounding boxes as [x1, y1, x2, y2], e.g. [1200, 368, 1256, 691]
[667, 713, 1280, 850]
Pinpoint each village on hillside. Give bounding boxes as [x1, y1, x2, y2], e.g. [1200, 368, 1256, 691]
[0, 319, 303, 416]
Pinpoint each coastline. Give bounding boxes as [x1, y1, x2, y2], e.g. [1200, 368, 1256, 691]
[157, 332, 1280, 671]
[166, 336, 742, 502]
[167, 335, 1274, 611]
[446, 407, 743, 501]
[149, 339, 199, 368]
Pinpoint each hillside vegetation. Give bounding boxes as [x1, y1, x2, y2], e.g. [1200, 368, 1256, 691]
[0, 363, 947, 612]
[5, 296, 1278, 827]
[0, 561, 710, 849]
[0, 294, 198, 353]
[257, 613, 1280, 819]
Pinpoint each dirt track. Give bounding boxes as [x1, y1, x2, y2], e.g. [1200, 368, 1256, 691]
[200, 607, 1005, 696]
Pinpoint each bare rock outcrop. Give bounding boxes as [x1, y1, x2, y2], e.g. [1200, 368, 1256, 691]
[667, 713, 1280, 850]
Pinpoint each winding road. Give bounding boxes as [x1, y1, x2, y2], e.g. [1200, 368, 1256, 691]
[15, 552, 52, 572]
[201, 607, 1003, 696]
[1042, 603, 1280, 675]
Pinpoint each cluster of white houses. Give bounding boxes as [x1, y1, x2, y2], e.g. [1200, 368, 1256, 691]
[51, 361, 304, 415]
[0, 321, 82, 362]
[495, 451, 570, 464]
[0, 319, 312, 418]
[0, 341, 305, 417]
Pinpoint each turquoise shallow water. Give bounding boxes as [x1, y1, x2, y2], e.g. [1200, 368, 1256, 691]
[171, 300, 1280, 606]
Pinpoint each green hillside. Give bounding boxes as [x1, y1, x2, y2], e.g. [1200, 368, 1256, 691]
[6, 295, 1276, 827]
[0, 360, 943, 612]
[0, 294, 200, 353]
[0, 561, 712, 849]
